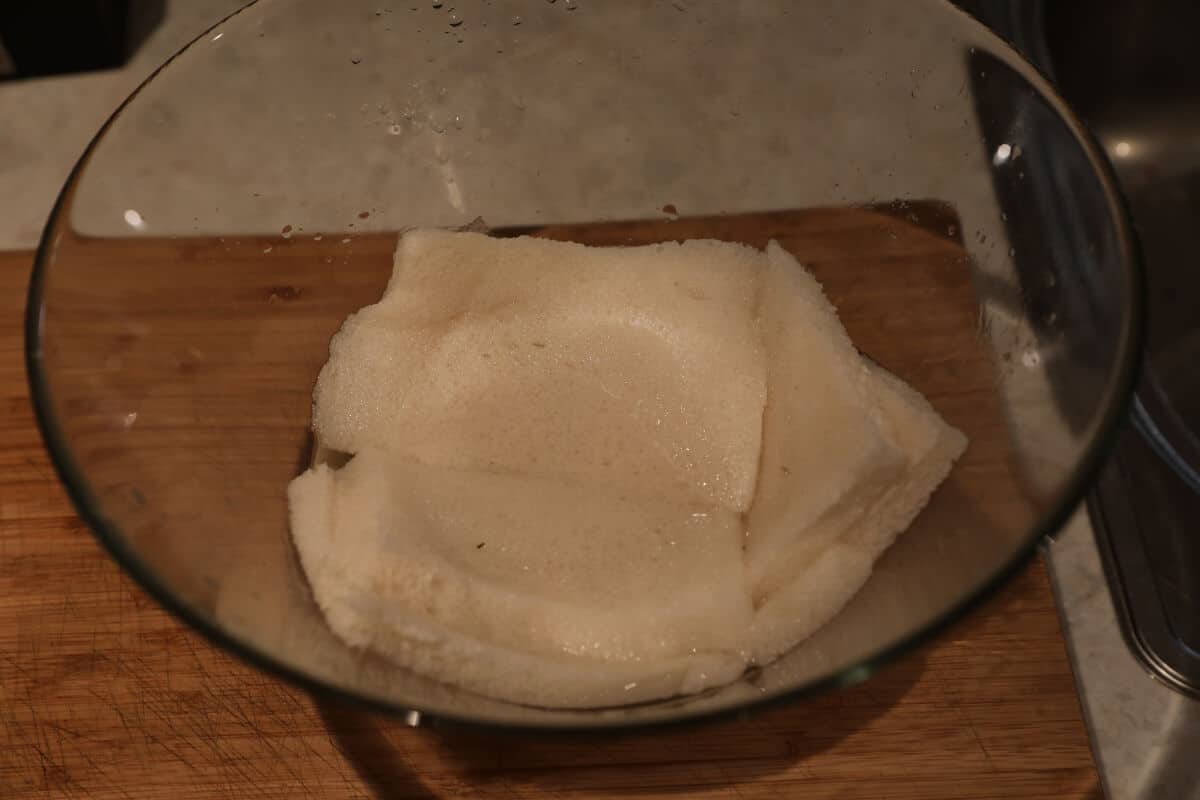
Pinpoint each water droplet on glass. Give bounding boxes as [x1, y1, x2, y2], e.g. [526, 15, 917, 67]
[388, 123, 402, 135]
[1000, 212, 1008, 221]
[449, 13, 462, 25]
[1021, 349, 1041, 368]
[1008, 247, 1016, 257]
[431, 119, 445, 133]
[512, 14, 522, 24]
[432, 0, 442, 6]
[565, 0, 578, 9]
[453, 114, 464, 129]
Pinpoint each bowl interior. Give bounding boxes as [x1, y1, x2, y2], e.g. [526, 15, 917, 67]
[28, 0, 1140, 728]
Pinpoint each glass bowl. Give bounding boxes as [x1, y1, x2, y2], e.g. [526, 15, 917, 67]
[26, 0, 1142, 729]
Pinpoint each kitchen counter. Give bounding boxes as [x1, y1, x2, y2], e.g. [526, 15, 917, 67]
[1047, 513, 1200, 799]
[0, 246, 1099, 798]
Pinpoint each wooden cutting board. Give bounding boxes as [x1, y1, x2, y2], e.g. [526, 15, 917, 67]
[0, 209, 1100, 799]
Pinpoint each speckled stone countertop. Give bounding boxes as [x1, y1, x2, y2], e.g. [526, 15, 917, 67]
[1048, 510, 1200, 800]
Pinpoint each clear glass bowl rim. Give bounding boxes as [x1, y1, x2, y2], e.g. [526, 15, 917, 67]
[23, 0, 1146, 731]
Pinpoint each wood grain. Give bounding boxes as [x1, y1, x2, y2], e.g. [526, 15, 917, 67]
[1, 213, 1099, 799]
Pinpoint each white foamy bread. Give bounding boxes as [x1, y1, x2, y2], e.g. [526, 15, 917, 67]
[313, 230, 767, 512]
[288, 450, 752, 708]
[745, 243, 908, 603]
[293, 230, 969, 707]
[748, 361, 968, 663]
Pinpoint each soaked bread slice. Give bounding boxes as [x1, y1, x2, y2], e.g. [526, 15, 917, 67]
[289, 450, 752, 708]
[745, 243, 908, 603]
[748, 361, 968, 663]
[292, 230, 967, 707]
[312, 230, 767, 512]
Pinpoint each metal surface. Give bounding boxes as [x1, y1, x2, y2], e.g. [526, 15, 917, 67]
[966, 0, 1200, 700]
[1051, 0, 1200, 697]
[961, 4, 1200, 796]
